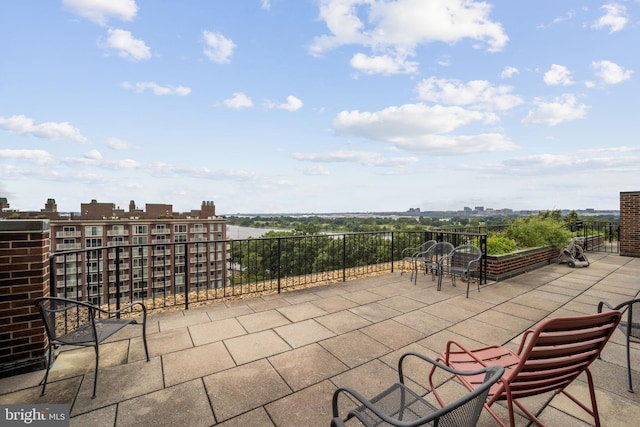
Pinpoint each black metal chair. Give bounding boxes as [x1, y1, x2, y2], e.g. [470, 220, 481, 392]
[331, 352, 504, 427]
[598, 298, 640, 392]
[401, 240, 437, 277]
[413, 242, 454, 285]
[438, 245, 482, 297]
[34, 296, 150, 398]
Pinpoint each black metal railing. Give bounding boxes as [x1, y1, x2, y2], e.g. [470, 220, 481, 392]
[569, 221, 620, 253]
[49, 230, 487, 312]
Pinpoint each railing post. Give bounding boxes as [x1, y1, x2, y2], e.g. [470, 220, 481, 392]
[480, 234, 487, 285]
[49, 254, 56, 298]
[342, 235, 347, 282]
[185, 242, 190, 309]
[390, 232, 395, 273]
[115, 248, 121, 316]
[277, 237, 282, 293]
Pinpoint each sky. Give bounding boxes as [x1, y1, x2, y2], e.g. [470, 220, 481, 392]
[1, 0, 638, 215]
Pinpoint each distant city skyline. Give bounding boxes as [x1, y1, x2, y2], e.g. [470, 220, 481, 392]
[1, 1, 638, 213]
[0, 195, 619, 217]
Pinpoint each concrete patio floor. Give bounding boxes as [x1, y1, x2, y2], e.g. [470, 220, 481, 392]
[2, 253, 640, 426]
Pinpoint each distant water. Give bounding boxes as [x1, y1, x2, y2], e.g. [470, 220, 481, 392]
[226, 225, 289, 240]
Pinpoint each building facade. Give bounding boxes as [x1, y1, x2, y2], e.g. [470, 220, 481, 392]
[3, 198, 227, 305]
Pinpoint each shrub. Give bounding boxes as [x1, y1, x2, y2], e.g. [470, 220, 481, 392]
[503, 216, 573, 249]
[487, 235, 517, 255]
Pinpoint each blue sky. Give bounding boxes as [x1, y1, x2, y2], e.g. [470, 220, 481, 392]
[1, 0, 638, 214]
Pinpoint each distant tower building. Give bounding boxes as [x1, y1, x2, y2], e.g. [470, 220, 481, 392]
[80, 200, 117, 219]
[43, 198, 57, 212]
[201, 201, 216, 218]
[129, 200, 137, 212]
[0, 197, 9, 211]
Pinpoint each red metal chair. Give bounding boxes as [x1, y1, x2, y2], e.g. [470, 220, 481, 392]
[431, 311, 621, 427]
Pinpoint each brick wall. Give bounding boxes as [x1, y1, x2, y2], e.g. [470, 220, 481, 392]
[486, 247, 558, 281]
[0, 220, 50, 377]
[620, 191, 640, 257]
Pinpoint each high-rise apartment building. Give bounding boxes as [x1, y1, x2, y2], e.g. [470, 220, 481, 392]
[3, 198, 227, 305]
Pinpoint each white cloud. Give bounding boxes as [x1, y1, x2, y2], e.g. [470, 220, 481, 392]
[0, 115, 88, 143]
[522, 94, 589, 126]
[335, 103, 485, 137]
[203, 30, 236, 63]
[333, 103, 516, 154]
[261, 0, 271, 10]
[223, 93, 253, 109]
[106, 138, 133, 150]
[500, 66, 519, 79]
[416, 77, 523, 111]
[122, 81, 191, 96]
[591, 60, 633, 84]
[102, 28, 151, 61]
[437, 55, 451, 67]
[63, 156, 141, 170]
[63, 0, 137, 26]
[0, 149, 53, 165]
[592, 3, 628, 33]
[494, 149, 640, 176]
[350, 53, 418, 75]
[551, 9, 575, 25]
[309, 0, 508, 74]
[84, 149, 103, 160]
[300, 165, 331, 175]
[277, 96, 303, 111]
[292, 150, 418, 167]
[543, 64, 574, 86]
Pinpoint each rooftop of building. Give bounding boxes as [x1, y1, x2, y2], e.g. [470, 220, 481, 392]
[1, 252, 639, 426]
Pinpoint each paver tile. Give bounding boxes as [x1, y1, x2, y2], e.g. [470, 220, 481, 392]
[116, 379, 215, 427]
[269, 343, 348, 391]
[274, 319, 335, 348]
[236, 309, 291, 333]
[204, 359, 291, 422]
[224, 330, 291, 365]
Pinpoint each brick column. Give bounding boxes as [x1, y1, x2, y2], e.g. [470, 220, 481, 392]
[0, 220, 50, 377]
[620, 191, 640, 257]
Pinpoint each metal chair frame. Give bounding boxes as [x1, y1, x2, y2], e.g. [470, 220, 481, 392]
[400, 240, 437, 277]
[438, 245, 482, 298]
[413, 242, 454, 285]
[34, 296, 150, 398]
[331, 351, 504, 427]
[598, 298, 640, 392]
[434, 311, 621, 427]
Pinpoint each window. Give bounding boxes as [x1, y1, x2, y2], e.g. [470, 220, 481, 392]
[133, 236, 148, 245]
[63, 226, 76, 232]
[87, 261, 102, 271]
[86, 238, 103, 247]
[87, 273, 102, 283]
[134, 225, 148, 235]
[133, 258, 148, 268]
[134, 247, 148, 257]
[85, 226, 103, 236]
[174, 234, 187, 243]
[174, 224, 187, 233]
